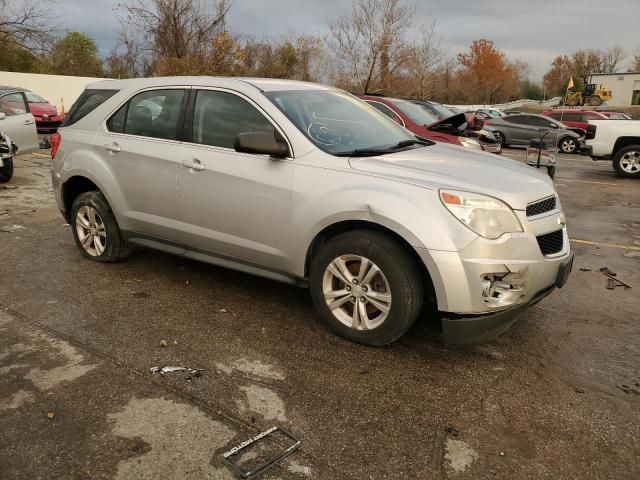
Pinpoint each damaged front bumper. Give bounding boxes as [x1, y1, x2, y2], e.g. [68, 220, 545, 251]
[441, 251, 573, 345]
[416, 207, 573, 344]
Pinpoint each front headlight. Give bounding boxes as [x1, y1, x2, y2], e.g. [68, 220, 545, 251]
[459, 137, 483, 150]
[440, 190, 523, 239]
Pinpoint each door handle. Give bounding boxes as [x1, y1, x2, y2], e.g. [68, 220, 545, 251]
[103, 142, 121, 153]
[24, 120, 35, 125]
[181, 159, 205, 171]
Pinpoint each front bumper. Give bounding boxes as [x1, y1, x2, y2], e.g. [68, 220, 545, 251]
[35, 116, 63, 130]
[415, 206, 573, 344]
[441, 252, 573, 345]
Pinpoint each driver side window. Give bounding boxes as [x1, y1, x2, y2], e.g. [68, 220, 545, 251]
[192, 90, 275, 149]
[0, 92, 28, 116]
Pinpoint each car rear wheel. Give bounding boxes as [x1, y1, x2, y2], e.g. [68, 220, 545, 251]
[559, 137, 578, 154]
[613, 146, 640, 178]
[70, 191, 132, 262]
[309, 230, 424, 346]
[0, 157, 13, 183]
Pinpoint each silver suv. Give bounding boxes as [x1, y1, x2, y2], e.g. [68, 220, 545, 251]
[51, 77, 573, 346]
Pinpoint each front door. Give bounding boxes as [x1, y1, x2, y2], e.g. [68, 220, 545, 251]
[0, 91, 39, 155]
[91, 87, 188, 241]
[177, 89, 293, 272]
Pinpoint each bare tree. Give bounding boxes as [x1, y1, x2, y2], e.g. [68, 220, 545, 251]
[0, 0, 58, 53]
[327, 0, 415, 93]
[403, 21, 443, 98]
[602, 45, 625, 73]
[115, 0, 231, 75]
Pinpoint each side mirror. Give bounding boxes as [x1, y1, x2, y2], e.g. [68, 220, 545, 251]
[0, 112, 6, 120]
[234, 131, 289, 158]
[549, 123, 558, 128]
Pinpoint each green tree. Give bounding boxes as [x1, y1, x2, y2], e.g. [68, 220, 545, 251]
[520, 80, 544, 100]
[50, 32, 103, 77]
[0, 41, 46, 72]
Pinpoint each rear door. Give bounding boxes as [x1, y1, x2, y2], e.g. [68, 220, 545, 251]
[0, 91, 39, 155]
[176, 88, 294, 271]
[92, 87, 188, 241]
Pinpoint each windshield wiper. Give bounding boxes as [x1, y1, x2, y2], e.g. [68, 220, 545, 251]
[334, 139, 430, 157]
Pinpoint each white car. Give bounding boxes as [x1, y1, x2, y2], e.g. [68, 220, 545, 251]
[0, 86, 40, 156]
[583, 119, 640, 178]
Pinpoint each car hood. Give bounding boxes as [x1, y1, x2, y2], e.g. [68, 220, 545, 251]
[348, 143, 555, 210]
[29, 103, 58, 115]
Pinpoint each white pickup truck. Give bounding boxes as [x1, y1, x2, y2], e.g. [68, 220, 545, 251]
[582, 120, 640, 178]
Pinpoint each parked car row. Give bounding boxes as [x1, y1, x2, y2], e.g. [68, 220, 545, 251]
[359, 95, 502, 154]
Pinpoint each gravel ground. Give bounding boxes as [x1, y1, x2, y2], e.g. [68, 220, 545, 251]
[0, 147, 638, 480]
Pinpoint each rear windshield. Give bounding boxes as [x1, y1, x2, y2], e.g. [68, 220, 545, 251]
[62, 89, 118, 127]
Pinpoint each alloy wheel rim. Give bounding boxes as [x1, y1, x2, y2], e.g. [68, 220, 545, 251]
[620, 151, 640, 173]
[76, 206, 106, 256]
[322, 255, 392, 331]
[562, 139, 576, 153]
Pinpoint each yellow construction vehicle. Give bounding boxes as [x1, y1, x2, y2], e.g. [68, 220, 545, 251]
[565, 83, 613, 107]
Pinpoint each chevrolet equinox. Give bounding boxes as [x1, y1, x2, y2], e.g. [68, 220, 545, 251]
[51, 77, 573, 346]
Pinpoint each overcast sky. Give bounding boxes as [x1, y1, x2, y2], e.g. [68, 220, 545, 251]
[59, 0, 639, 81]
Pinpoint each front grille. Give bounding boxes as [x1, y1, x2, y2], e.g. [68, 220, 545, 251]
[527, 196, 556, 217]
[536, 229, 564, 256]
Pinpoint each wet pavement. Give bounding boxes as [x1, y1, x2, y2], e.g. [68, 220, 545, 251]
[1, 149, 639, 479]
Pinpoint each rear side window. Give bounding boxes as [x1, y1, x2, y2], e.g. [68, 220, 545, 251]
[107, 89, 186, 140]
[191, 90, 275, 149]
[505, 115, 529, 125]
[62, 89, 118, 126]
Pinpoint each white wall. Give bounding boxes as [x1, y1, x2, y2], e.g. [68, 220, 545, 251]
[589, 73, 640, 106]
[0, 71, 105, 114]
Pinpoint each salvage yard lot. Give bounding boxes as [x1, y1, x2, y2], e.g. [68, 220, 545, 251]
[1, 149, 639, 479]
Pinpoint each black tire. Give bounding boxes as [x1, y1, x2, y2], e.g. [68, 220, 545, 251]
[0, 157, 13, 183]
[589, 96, 602, 107]
[70, 191, 132, 262]
[546, 166, 556, 179]
[495, 132, 508, 147]
[612, 145, 640, 179]
[309, 230, 424, 346]
[558, 136, 578, 154]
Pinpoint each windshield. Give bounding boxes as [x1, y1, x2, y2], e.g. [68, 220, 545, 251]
[389, 99, 439, 125]
[263, 90, 415, 155]
[25, 92, 46, 103]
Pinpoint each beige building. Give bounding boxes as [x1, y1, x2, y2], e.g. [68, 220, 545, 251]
[588, 72, 640, 106]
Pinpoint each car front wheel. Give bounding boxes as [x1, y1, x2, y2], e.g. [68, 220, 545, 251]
[309, 230, 424, 346]
[70, 191, 132, 262]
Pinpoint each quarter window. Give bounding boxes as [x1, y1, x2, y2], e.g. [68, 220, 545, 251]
[191, 90, 276, 149]
[62, 89, 117, 126]
[366, 101, 403, 125]
[0, 92, 28, 116]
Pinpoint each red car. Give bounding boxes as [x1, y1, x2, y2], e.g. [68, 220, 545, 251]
[21, 90, 64, 132]
[542, 109, 608, 135]
[359, 95, 500, 154]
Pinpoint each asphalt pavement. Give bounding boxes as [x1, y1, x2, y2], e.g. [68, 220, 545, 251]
[1, 148, 639, 479]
